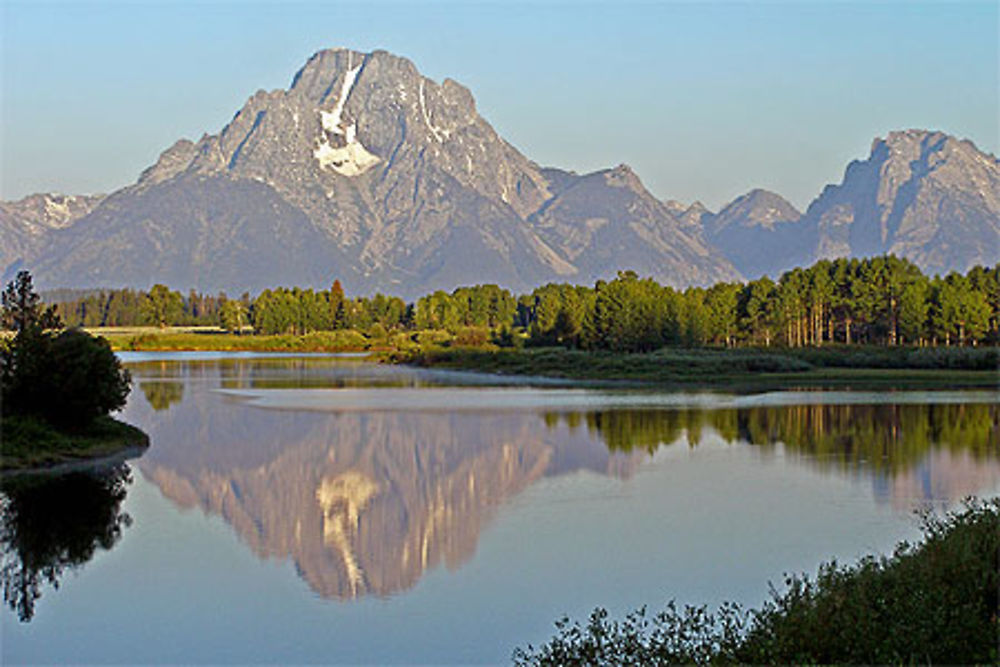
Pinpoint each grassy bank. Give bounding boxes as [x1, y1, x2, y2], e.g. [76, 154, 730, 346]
[394, 346, 999, 388]
[100, 327, 371, 352]
[96, 327, 998, 388]
[514, 498, 1000, 665]
[1, 415, 149, 472]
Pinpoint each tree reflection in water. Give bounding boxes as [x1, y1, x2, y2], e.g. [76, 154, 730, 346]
[140, 381, 185, 412]
[0, 464, 133, 622]
[546, 403, 1000, 474]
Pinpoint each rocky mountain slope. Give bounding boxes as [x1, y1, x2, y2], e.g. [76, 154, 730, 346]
[799, 129, 1000, 275]
[2, 49, 736, 297]
[704, 130, 999, 279]
[0, 193, 104, 276]
[703, 189, 804, 279]
[1, 49, 996, 294]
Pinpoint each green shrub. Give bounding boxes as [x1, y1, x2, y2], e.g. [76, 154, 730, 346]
[454, 326, 491, 347]
[2, 328, 131, 429]
[788, 345, 998, 371]
[514, 498, 1000, 665]
[413, 329, 453, 349]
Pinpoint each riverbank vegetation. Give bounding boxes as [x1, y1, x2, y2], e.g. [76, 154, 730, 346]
[513, 498, 999, 665]
[1, 415, 147, 471]
[395, 346, 998, 387]
[45, 257, 998, 349]
[24, 257, 1000, 384]
[1, 272, 143, 471]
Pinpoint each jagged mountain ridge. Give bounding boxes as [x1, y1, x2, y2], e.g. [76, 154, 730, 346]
[802, 130, 1000, 275]
[1, 49, 996, 294]
[702, 131, 1000, 278]
[0, 193, 104, 277]
[4, 48, 737, 297]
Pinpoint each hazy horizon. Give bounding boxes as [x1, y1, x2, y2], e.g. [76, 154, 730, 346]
[2, 1, 997, 210]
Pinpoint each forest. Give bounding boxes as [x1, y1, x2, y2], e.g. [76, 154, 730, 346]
[43, 256, 999, 350]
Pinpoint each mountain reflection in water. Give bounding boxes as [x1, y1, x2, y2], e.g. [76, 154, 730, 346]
[0, 465, 133, 622]
[123, 356, 1000, 603]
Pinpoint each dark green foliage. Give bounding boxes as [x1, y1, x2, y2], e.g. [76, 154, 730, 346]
[0, 415, 148, 470]
[3, 328, 131, 429]
[414, 284, 515, 332]
[514, 498, 1000, 665]
[513, 603, 748, 666]
[1, 273, 132, 431]
[52, 286, 235, 328]
[38, 258, 1000, 351]
[739, 498, 1000, 664]
[786, 344, 998, 370]
[250, 283, 408, 335]
[1, 271, 61, 333]
[402, 347, 814, 383]
[141, 284, 184, 328]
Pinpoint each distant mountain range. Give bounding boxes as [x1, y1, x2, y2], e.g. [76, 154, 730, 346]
[2, 49, 997, 298]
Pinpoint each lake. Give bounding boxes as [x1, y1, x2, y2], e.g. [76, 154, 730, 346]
[3, 352, 998, 664]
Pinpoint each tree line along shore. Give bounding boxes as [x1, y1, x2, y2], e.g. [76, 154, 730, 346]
[46, 256, 998, 351]
[26, 255, 997, 385]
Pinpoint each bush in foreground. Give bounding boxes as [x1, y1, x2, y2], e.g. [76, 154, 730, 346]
[513, 498, 999, 665]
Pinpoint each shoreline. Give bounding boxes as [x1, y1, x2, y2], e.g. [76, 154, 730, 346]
[0, 444, 147, 479]
[96, 330, 998, 390]
[391, 347, 1000, 390]
[0, 416, 150, 474]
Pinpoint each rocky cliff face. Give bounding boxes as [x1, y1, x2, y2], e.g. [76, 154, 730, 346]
[702, 131, 999, 279]
[800, 130, 1000, 274]
[6, 49, 738, 296]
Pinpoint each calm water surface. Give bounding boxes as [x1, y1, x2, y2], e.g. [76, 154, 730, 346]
[3, 353, 999, 664]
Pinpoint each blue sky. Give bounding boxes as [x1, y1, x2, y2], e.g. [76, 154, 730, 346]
[2, 1, 997, 210]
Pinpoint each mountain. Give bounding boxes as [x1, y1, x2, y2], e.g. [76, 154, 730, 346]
[2, 48, 738, 297]
[530, 165, 728, 284]
[0, 193, 104, 277]
[703, 189, 803, 279]
[2, 49, 995, 294]
[801, 130, 1000, 275]
[707, 130, 1000, 279]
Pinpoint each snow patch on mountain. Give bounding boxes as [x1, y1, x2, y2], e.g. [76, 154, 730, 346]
[314, 140, 380, 177]
[419, 80, 447, 143]
[321, 64, 361, 136]
[314, 62, 380, 176]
